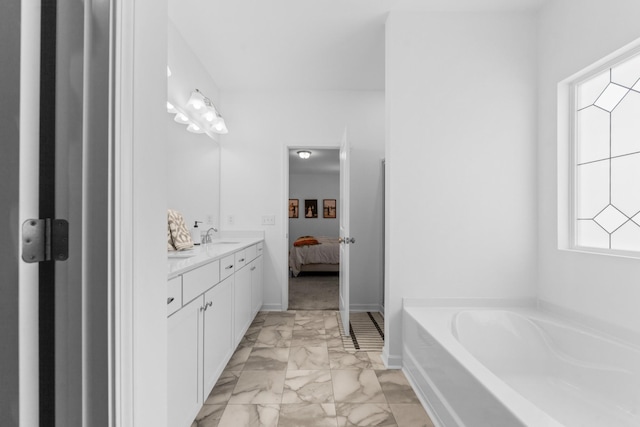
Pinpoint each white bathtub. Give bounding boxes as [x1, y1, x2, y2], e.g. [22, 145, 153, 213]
[402, 305, 640, 427]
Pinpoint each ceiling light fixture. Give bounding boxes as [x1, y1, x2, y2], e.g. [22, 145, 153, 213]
[297, 151, 311, 159]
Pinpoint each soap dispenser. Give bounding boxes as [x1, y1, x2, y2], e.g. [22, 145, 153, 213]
[191, 221, 202, 245]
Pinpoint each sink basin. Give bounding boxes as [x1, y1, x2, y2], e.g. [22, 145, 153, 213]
[208, 241, 239, 245]
[168, 250, 197, 258]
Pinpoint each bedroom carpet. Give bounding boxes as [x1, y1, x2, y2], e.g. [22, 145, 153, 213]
[288, 273, 338, 310]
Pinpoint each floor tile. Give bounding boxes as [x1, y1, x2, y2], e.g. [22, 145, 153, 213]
[282, 370, 334, 404]
[294, 317, 326, 330]
[375, 370, 419, 404]
[329, 350, 371, 370]
[288, 345, 330, 370]
[228, 370, 286, 404]
[389, 404, 434, 427]
[327, 335, 345, 349]
[335, 403, 397, 426]
[254, 325, 292, 348]
[193, 404, 226, 427]
[250, 316, 267, 328]
[243, 347, 290, 370]
[324, 315, 339, 330]
[291, 328, 329, 347]
[331, 370, 386, 403]
[295, 310, 328, 319]
[205, 371, 241, 405]
[217, 404, 280, 427]
[278, 403, 338, 427]
[225, 346, 252, 371]
[367, 353, 385, 370]
[263, 312, 296, 327]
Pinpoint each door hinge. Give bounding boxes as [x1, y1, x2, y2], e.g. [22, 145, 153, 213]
[22, 219, 69, 263]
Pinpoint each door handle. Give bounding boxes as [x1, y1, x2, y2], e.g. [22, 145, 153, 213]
[339, 237, 355, 244]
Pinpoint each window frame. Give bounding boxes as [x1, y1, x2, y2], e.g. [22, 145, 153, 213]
[559, 40, 640, 259]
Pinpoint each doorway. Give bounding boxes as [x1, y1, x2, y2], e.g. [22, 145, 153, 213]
[287, 148, 340, 310]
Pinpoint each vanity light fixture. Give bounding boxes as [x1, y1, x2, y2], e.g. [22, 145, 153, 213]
[167, 88, 229, 139]
[297, 151, 311, 159]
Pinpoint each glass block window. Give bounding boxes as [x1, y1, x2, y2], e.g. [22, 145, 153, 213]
[574, 52, 640, 252]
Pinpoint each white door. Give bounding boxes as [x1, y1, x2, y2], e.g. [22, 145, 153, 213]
[339, 129, 352, 334]
[2, 3, 112, 425]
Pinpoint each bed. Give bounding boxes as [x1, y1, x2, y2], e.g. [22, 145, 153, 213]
[288, 236, 340, 277]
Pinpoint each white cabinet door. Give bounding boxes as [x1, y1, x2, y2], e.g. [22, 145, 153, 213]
[167, 296, 203, 427]
[250, 257, 263, 316]
[233, 265, 252, 345]
[202, 276, 233, 397]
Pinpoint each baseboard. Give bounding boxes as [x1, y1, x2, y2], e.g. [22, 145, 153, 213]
[260, 303, 282, 312]
[381, 345, 402, 369]
[350, 304, 383, 313]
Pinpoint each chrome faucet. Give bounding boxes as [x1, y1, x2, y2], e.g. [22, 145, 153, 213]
[203, 227, 218, 244]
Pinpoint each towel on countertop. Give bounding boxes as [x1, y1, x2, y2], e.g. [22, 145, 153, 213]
[168, 209, 194, 251]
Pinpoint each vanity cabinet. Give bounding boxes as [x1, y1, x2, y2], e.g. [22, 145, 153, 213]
[167, 240, 264, 427]
[233, 261, 252, 346]
[167, 296, 202, 427]
[250, 256, 263, 317]
[167, 276, 233, 427]
[202, 276, 233, 395]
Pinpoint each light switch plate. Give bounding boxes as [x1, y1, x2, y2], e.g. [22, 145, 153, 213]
[261, 215, 275, 225]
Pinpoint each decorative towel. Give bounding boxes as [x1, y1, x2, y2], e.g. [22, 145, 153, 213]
[168, 209, 194, 251]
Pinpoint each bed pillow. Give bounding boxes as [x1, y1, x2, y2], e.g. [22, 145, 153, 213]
[293, 236, 320, 247]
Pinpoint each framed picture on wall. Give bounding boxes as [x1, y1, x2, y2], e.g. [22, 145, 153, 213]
[304, 199, 318, 218]
[323, 199, 336, 218]
[289, 199, 299, 218]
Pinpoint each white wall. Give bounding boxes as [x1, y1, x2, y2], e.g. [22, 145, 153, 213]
[537, 0, 640, 341]
[116, 0, 168, 425]
[167, 21, 221, 233]
[289, 171, 339, 248]
[385, 11, 538, 364]
[220, 90, 385, 311]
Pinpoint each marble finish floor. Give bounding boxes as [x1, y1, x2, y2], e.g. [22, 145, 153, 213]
[191, 310, 434, 427]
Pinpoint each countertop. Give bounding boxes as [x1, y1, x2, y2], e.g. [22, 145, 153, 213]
[167, 237, 263, 279]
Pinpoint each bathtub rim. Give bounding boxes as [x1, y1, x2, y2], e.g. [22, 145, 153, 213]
[403, 303, 564, 427]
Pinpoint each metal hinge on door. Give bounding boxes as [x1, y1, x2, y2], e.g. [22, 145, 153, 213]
[22, 219, 69, 263]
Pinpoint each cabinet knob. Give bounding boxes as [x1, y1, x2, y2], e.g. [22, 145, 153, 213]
[239, 258, 245, 262]
[250, 266, 256, 271]
[225, 264, 234, 270]
[167, 297, 175, 305]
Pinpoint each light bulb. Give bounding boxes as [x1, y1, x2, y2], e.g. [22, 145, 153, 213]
[204, 111, 215, 122]
[187, 123, 205, 133]
[174, 113, 189, 124]
[167, 101, 177, 113]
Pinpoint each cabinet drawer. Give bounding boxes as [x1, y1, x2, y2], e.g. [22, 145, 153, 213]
[220, 254, 235, 280]
[167, 276, 182, 316]
[182, 260, 220, 303]
[256, 242, 264, 257]
[245, 244, 257, 262]
[235, 250, 247, 270]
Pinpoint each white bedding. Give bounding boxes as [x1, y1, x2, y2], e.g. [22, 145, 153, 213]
[289, 237, 340, 276]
